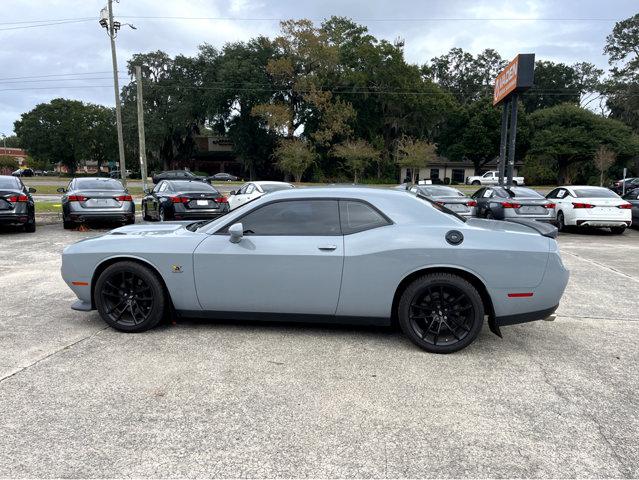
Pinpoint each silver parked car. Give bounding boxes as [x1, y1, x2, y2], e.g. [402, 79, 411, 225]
[409, 185, 477, 217]
[61, 187, 569, 353]
[58, 177, 135, 229]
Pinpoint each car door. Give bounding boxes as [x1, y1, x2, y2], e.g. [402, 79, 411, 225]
[623, 190, 639, 222]
[193, 199, 344, 315]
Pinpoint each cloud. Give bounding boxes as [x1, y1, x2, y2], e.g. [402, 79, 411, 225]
[0, 0, 635, 134]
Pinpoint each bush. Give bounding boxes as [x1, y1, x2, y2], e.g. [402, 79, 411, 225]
[0, 155, 18, 170]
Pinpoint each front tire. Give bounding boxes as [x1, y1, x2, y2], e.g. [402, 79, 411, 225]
[94, 261, 166, 333]
[398, 273, 484, 353]
[610, 226, 626, 234]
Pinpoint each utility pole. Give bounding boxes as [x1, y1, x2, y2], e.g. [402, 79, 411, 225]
[100, 1, 135, 187]
[135, 66, 148, 191]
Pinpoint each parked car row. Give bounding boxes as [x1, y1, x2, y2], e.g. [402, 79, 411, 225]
[400, 183, 635, 234]
[151, 170, 241, 185]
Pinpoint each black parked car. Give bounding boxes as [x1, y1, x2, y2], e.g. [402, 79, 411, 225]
[151, 170, 208, 185]
[141, 180, 229, 222]
[0, 175, 36, 232]
[610, 177, 639, 195]
[622, 189, 639, 225]
[207, 172, 239, 182]
[12, 168, 34, 177]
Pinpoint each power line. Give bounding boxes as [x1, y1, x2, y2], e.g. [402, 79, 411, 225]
[0, 71, 117, 81]
[0, 19, 94, 32]
[0, 17, 95, 26]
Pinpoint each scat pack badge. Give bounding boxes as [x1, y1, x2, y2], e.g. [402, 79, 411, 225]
[170, 264, 183, 273]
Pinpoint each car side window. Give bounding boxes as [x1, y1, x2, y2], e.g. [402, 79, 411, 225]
[547, 188, 558, 199]
[471, 188, 484, 199]
[246, 184, 256, 194]
[232, 200, 340, 236]
[623, 191, 639, 200]
[482, 189, 493, 198]
[153, 182, 162, 193]
[557, 189, 568, 198]
[238, 184, 248, 195]
[159, 182, 169, 193]
[339, 200, 390, 234]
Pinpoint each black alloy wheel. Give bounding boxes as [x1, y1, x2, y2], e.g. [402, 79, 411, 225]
[95, 261, 165, 332]
[398, 273, 484, 353]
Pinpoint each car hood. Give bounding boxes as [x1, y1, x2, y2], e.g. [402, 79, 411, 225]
[108, 222, 192, 236]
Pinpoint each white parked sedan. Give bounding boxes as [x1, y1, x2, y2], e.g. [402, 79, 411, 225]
[546, 186, 633, 234]
[227, 181, 294, 210]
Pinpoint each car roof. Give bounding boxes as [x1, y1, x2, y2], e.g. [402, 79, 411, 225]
[252, 181, 291, 186]
[252, 186, 410, 201]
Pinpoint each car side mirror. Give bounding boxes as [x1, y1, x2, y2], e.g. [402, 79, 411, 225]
[57, 187, 66, 193]
[229, 190, 236, 196]
[228, 223, 243, 243]
[28, 187, 36, 193]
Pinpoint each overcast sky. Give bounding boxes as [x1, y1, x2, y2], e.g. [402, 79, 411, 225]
[0, 0, 637, 136]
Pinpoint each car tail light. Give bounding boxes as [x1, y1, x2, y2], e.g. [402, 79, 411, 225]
[114, 194, 132, 202]
[466, 200, 477, 207]
[572, 202, 594, 209]
[5, 194, 28, 202]
[436, 201, 446, 205]
[501, 202, 521, 208]
[214, 196, 227, 203]
[618, 203, 632, 209]
[544, 203, 556, 209]
[170, 196, 189, 203]
[67, 195, 87, 202]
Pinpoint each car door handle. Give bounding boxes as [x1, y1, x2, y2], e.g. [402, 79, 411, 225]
[318, 245, 337, 251]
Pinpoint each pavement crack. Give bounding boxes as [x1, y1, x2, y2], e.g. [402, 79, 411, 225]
[0, 326, 108, 385]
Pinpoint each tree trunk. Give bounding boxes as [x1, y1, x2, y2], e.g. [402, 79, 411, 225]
[557, 159, 568, 185]
[354, 172, 358, 184]
[295, 173, 302, 183]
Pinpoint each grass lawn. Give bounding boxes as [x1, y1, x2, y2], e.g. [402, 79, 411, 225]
[34, 202, 62, 214]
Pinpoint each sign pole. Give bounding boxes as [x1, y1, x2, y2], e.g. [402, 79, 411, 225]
[506, 93, 518, 187]
[498, 102, 509, 186]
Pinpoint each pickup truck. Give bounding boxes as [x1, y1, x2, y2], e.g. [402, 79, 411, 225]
[465, 170, 525, 186]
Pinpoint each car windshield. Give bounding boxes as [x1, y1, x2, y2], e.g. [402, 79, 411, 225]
[573, 188, 619, 198]
[261, 183, 293, 193]
[414, 193, 466, 223]
[504, 187, 544, 198]
[416, 186, 465, 197]
[171, 181, 218, 193]
[75, 179, 124, 190]
[0, 177, 20, 189]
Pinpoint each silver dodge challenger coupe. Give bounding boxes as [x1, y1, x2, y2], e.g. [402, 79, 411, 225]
[61, 187, 569, 353]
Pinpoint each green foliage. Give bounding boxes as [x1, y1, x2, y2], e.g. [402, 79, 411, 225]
[0, 155, 17, 170]
[1, 135, 21, 148]
[528, 103, 639, 183]
[395, 136, 437, 182]
[274, 138, 316, 182]
[14, 98, 115, 173]
[521, 155, 557, 185]
[331, 139, 380, 182]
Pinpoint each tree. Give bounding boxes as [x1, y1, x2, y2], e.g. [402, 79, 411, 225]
[1, 135, 21, 148]
[14, 98, 96, 173]
[593, 146, 616, 186]
[395, 136, 437, 183]
[0, 155, 18, 171]
[604, 13, 639, 132]
[274, 138, 316, 182]
[528, 103, 639, 184]
[521, 61, 602, 113]
[331, 139, 379, 182]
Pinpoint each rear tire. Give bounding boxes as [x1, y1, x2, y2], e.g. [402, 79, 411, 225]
[63, 219, 75, 230]
[485, 210, 494, 219]
[610, 226, 626, 234]
[512, 181, 518, 186]
[398, 273, 484, 353]
[24, 218, 36, 232]
[94, 261, 166, 333]
[557, 211, 566, 232]
[142, 204, 151, 221]
[472, 180, 480, 185]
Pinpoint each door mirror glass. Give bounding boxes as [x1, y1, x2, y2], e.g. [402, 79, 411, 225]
[56, 187, 66, 193]
[228, 222, 243, 243]
[229, 190, 236, 196]
[28, 187, 37, 193]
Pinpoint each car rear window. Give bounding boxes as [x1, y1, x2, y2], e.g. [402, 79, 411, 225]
[171, 181, 219, 193]
[416, 186, 465, 197]
[260, 183, 294, 193]
[0, 177, 20, 189]
[573, 188, 619, 198]
[75, 179, 124, 190]
[505, 187, 544, 198]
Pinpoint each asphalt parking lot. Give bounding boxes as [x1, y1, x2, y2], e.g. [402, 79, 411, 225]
[1, 223, 638, 478]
